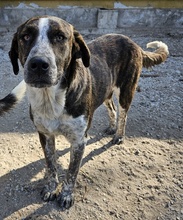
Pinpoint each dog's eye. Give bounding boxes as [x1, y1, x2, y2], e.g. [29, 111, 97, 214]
[23, 34, 31, 41]
[54, 34, 65, 42]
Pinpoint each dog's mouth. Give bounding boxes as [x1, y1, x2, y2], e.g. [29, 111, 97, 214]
[28, 82, 52, 88]
[27, 80, 56, 88]
[24, 70, 59, 88]
[25, 77, 60, 88]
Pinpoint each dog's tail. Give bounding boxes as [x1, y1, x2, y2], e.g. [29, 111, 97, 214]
[0, 80, 26, 116]
[142, 41, 169, 68]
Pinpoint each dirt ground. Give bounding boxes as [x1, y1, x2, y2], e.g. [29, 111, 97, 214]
[0, 22, 182, 220]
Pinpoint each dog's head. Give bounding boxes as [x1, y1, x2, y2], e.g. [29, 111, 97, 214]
[9, 16, 90, 88]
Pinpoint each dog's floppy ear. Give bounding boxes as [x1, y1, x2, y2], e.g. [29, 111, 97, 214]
[73, 30, 90, 67]
[9, 33, 19, 75]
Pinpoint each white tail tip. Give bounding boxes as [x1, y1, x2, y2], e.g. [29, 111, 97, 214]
[146, 41, 169, 54]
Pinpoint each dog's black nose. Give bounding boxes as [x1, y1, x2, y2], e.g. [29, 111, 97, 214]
[28, 57, 50, 74]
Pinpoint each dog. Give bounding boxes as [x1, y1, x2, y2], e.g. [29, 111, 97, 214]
[6, 15, 168, 210]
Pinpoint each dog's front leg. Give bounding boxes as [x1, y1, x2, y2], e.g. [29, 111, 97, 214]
[39, 132, 59, 201]
[57, 142, 85, 210]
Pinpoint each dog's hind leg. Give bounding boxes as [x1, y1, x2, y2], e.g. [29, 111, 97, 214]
[104, 97, 117, 135]
[113, 67, 141, 145]
[39, 132, 59, 201]
[112, 104, 127, 145]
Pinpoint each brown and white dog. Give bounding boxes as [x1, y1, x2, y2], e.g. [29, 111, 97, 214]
[4, 15, 169, 210]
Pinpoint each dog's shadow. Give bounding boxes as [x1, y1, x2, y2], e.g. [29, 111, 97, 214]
[0, 133, 113, 220]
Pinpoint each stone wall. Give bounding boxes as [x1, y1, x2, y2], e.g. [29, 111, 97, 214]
[0, 7, 182, 34]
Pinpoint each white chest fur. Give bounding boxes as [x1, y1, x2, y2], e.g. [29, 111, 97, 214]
[26, 85, 87, 144]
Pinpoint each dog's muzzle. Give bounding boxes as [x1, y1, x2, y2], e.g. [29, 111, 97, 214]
[25, 56, 57, 88]
[28, 56, 50, 75]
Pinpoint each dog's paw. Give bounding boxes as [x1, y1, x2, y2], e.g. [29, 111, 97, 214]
[112, 135, 124, 145]
[57, 188, 75, 211]
[104, 127, 116, 135]
[41, 179, 58, 201]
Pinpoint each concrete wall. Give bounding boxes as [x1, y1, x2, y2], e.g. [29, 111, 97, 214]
[0, 7, 182, 35]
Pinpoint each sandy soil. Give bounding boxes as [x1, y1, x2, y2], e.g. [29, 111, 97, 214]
[0, 25, 182, 220]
